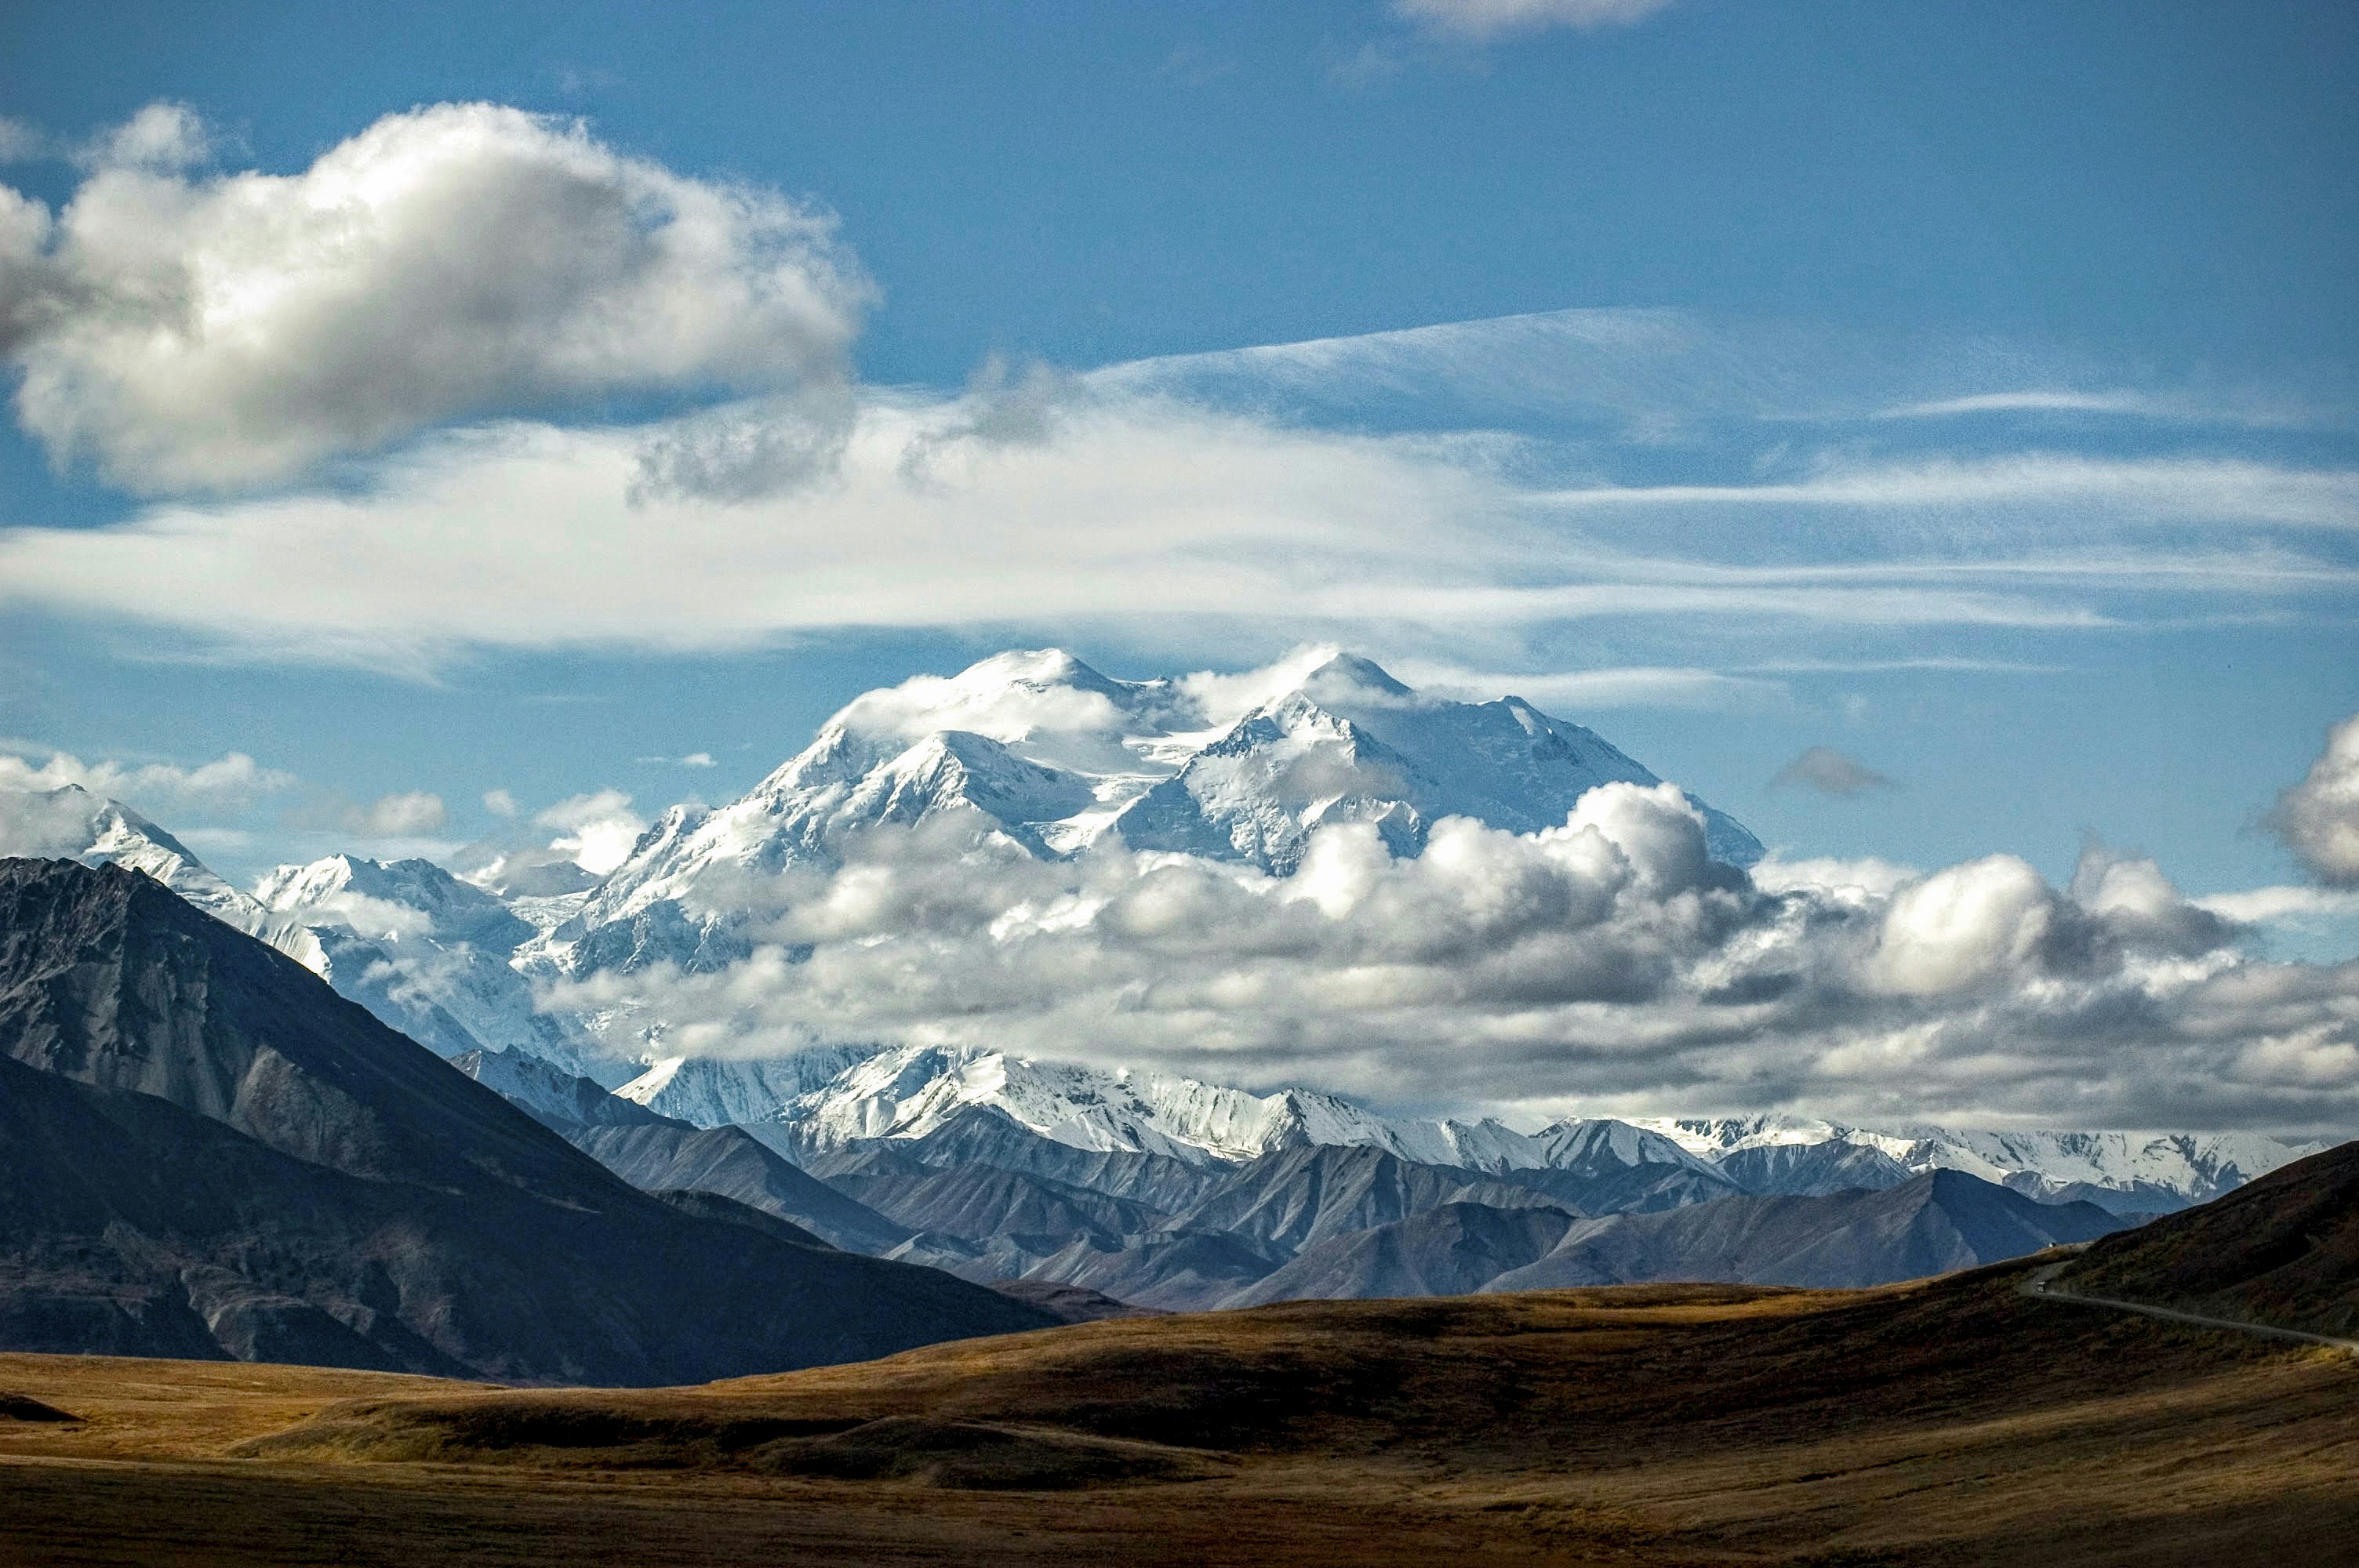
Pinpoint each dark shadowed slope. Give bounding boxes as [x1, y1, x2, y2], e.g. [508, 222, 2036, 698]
[1487, 1169, 2130, 1291]
[0, 859, 1051, 1381]
[565, 1122, 912, 1254]
[1015, 1229, 1296, 1312]
[1178, 1142, 1569, 1253]
[0, 859, 591, 1200]
[453, 1045, 674, 1129]
[1224, 1201, 1577, 1307]
[2057, 1138, 2359, 1337]
[983, 1279, 1163, 1323]
[831, 1157, 1176, 1244]
[798, 1102, 1226, 1216]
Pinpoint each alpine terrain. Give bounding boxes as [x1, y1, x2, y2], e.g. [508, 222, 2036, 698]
[0, 858, 1051, 1380]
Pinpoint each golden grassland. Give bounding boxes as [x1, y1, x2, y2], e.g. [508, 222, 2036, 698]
[0, 1261, 2351, 1566]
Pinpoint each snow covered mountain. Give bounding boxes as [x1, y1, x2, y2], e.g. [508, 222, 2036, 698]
[0, 785, 261, 926]
[1636, 1116, 2328, 1214]
[615, 1042, 2329, 1213]
[656, 1040, 1599, 1171]
[543, 647, 1764, 978]
[248, 852, 605, 1076]
[0, 789, 606, 1076]
[615, 1047, 881, 1127]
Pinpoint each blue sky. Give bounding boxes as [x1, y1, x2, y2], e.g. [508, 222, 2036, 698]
[1, 0, 2354, 941]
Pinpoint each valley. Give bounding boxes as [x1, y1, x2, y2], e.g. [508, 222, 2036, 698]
[0, 1263, 2350, 1566]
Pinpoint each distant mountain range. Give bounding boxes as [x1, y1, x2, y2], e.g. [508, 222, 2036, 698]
[614, 1038, 2311, 1218]
[1, 647, 2340, 1334]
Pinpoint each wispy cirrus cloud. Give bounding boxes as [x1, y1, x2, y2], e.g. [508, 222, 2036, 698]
[1394, 0, 1677, 42]
[1525, 454, 2359, 529]
[0, 143, 2349, 695]
[2, 383, 2352, 672]
[1391, 662, 1792, 713]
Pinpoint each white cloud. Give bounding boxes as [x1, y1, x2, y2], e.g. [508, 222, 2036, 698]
[536, 788, 646, 874]
[0, 295, 2347, 672]
[0, 117, 49, 164]
[0, 748, 293, 815]
[1866, 855, 2059, 996]
[73, 103, 213, 172]
[1748, 854, 1920, 900]
[1394, 661, 1789, 713]
[1395, 0, 1676, 41]
[1880, 390, 2172, 420]
[544, 799, 2354, 1131]
[9, 388, 2317, 672]
[482, 788, 519, 818]
[2197, 885, 2359, 924]
[1, 100, 870, 490]
[1526, 454, 2359, 529]
[1771, 746, 1893, 797]
[344, 789, 447, 837]
[2267, 712, 2359, 886]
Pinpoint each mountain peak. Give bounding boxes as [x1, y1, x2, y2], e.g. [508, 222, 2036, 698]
[1294, 650, 1415, 706]
[956, 647, 1118, 692]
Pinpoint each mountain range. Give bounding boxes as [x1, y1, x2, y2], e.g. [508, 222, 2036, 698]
[0, 857, 1049, 1380]
[0, 647, 2338, 1329]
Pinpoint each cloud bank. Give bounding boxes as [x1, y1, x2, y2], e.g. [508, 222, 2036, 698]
[2, 386, 2352, 673]
[0, 749, 293, 815]
[0, 102, 869, 489]
[545, 789, 2354, 1133]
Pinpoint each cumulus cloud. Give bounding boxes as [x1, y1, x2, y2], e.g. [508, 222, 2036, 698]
[1395, 0, 1677, 40]
[483, 788, 519, 818]
[2266, 712, 2359, 886]
[1771, 746, 1893, 797]
[543, 787, 2357, 1131]
[0, 101, 870, 489]
[73, 103, 214, 172]
[0, 748, 293, 815]
[536, 789, 647, 874]
[343, 789, 448, 837]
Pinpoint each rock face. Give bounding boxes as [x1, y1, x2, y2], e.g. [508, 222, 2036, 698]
[0, 858, 1052, 1382]
[1483, 1171, 2131, 1292]
[453, 1046, 676, 1130]
[2055, 1138, 2359, 1337]
[1223, 1203, 1581, 1307]
[562, 1123, 912, 1256]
